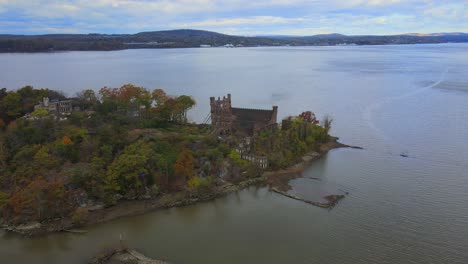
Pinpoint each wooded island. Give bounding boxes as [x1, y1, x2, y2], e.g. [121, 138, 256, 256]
[0, 84, 339, 235]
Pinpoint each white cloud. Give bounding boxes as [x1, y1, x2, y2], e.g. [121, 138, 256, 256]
[0, 0, 466, 34]
[171, 16, 306, 27]
[350, 14, 416, 26]
[424, 3, 467, 20]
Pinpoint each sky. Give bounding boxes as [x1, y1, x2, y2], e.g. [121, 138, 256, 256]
[0, 0, 467, 35]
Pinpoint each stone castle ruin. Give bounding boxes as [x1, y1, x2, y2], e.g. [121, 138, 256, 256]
[210, 94, 278, 136]
[210, 94, 279, 168]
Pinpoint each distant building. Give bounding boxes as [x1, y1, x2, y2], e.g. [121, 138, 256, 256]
[200, 44, 212, 48]
[210, 94, 278, 136]
[34, 97, 73, 115]
[224, 44, 234, 48]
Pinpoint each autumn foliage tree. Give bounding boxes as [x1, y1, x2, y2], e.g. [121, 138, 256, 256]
[174, 148, 195, 187]
[76, 89, 98, 110]
[104, 141, 155, 197]
[255, 115, 332, 169]
[99, 84, 152, 115]
[0, 85, 205, 224]
[6, 177, 74, 224]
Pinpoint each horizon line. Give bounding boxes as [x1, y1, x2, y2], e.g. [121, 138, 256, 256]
[1, 29, 467, 37]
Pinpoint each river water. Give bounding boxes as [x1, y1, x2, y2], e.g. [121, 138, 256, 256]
[1, 44, 467, 263]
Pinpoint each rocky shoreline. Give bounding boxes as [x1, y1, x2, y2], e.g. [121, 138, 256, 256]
[2, 177, 266, 236]
[264, 138, 351, 208]
[89, 247, 169, 264]
[2, 138, 355, 237]
[264, 139, 350, 190]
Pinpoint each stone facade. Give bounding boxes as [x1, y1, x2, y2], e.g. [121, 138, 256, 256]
[210, 94, 278, 169]
[240, 153, 268, 169]
[235, 137, 269, 169]
[210, 94, 278, 136]
[34, 97, 73, 115]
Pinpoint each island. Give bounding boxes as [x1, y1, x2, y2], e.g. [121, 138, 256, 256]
[0, 85, 349, 236]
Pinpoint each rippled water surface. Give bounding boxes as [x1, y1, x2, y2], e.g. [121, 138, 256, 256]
[1, 44, 467, 264]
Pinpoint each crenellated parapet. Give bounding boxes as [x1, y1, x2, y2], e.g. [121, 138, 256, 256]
[210, 94, 233, 135]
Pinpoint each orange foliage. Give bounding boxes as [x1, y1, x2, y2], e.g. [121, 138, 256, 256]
[7, 177, 74, 223]
[100, 84, 149, 104]
[152, 88, 168, 105]
[9, 177, 47, 219]
[62, 136, 73, 145]
[174, 148, 195, 181]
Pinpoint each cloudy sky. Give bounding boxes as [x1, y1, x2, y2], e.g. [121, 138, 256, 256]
[0, 0, 466, 35]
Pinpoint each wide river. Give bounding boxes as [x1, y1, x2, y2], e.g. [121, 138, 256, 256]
[1, 44, 467, 264]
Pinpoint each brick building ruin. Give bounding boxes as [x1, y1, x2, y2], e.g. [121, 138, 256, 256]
[210, 94, 278, 136]
[210, 94, 278, 168]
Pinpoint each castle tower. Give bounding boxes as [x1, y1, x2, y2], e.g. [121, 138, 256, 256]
[271, 106, 278, 124]
[210, 94, 233, 135]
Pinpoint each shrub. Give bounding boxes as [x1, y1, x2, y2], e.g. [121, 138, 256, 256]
[228, 150, 248, 167]
[187, 176, 213, 194]
[71, 207, 89, 225]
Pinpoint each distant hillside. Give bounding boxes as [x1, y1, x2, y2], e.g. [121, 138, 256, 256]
[134, 29, 228, 39]
[403, 32, 468, 37]
[302, 33, 348, 39]
[0, 29, 467, 52]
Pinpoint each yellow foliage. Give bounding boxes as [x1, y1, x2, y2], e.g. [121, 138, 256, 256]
[34, 146, 49, 161]
[187, 177, 202, 191]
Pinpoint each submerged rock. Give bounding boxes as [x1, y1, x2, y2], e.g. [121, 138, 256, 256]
[4, 222, 42, 235]
[90, 248, 169, 264]
[325, 194, 345, 204]
[270, 188, 345, 208]
[16, 222, 42, 231]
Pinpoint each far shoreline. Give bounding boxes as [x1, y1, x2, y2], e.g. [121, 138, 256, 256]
[0, 42, 466, 55]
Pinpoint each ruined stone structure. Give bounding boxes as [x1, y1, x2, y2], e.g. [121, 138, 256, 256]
[34, 97, 73, 115]
[210, 94, 278, 136]
[210, 94, 278, 169]
[234, 137, 269, 168]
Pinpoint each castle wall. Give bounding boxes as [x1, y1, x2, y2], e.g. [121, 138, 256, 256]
[210, 94, 278, 136]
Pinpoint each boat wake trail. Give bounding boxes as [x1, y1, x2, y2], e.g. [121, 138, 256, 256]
[362, 68, 449, 143]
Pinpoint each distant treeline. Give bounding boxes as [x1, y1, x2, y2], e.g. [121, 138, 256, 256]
[1, 29, 468, 52]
